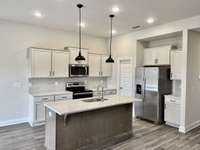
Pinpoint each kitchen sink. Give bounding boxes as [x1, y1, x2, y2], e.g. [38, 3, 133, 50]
[82, 98, 109, 102]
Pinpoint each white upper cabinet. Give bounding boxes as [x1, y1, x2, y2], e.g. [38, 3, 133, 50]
[170, 50, 184, 80]
[88, 54, 101, 77]
[143, 46, 171, 66]
[31, 49, 52, 77]
[68, 48, 88, 64]
[53, 51, 69, 77]
[101, 55, 113, 77]
[88, 54, 112, 77]
[29, 48, 69, 78]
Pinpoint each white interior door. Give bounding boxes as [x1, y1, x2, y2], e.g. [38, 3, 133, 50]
[118, 59, 132, 97]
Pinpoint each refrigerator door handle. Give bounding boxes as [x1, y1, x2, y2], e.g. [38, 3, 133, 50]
[143, 77, 146, 99]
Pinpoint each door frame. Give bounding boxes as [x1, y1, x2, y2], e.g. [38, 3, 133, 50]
[117, 57, 134, 97]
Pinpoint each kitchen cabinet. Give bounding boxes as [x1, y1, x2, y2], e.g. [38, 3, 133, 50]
[68, 47, 88, 64]
[93, 89, 117, 97]
[29, 48, 69, 78]
[31, 96, 54, 126]
[29, 93, 72, 127]
[101, 55, 113, 76]
[164, 95, 180, 128]
[54, 94, 72, 101]
[53, 51, 69, 77]
[88, 54, 112, 77]
[31, 49, 52, 77]
[143, 46, 171, 66]
[170, 50, 184, 80]
[88, 54, 101, 76]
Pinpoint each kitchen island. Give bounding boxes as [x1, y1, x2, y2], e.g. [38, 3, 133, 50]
[44, 95, 133, 150]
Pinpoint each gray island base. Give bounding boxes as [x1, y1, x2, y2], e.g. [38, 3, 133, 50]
[45, 98, 133, 150]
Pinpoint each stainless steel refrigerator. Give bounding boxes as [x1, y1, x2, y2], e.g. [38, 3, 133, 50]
[135, 66, 172, 124]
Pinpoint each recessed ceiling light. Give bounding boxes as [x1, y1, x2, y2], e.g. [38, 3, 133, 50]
[112, 30, 117, 34]
[79, 22, 86, 28]
[33, 10, 43, 18]
[111, 6, 120, 13]
[146, 17, 155, 24]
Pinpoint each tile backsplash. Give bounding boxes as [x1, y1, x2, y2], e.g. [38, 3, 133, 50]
[29, 77, 108, 93]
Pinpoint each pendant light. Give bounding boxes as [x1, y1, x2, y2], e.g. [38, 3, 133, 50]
[106, 14, 115, 63]
[75, 4, 85, 62]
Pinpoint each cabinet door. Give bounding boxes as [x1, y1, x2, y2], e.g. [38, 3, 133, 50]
[88, 54, 101, 77]
[165, 100, 180, 126]
[143, 46, 170, 66]
[31, 49, 52, 77]
[155, 46, 170, 65]
[69, 48, 88, 64]
[53, 51, 69, 77]
[171, 51, 184, 80]
[35, 102, 45, 122]
[101, 55, 113, 77]
[143, 48, 155, 66]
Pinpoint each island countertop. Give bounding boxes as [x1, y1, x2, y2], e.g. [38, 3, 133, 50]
[44, 95, 134, 115]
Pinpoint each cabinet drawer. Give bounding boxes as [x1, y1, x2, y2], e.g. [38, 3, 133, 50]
[34, 96, 54, 102]
[55, 94, 72, 101]
[104, 90, 117, 95]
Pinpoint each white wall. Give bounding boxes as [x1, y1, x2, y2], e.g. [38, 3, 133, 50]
[0, 19, 108, 126]
[110, 15, 200, 133]
[185, 31, 200, 130]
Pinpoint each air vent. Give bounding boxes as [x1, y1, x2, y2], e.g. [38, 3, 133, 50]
[132, 25, 141, 29]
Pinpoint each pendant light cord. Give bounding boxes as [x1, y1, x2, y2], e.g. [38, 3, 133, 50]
[110, 16, 113, 56]
[79, 5, 82, 56]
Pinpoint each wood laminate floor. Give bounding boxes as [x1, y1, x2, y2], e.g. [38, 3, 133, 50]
[0, 119, 200, 150]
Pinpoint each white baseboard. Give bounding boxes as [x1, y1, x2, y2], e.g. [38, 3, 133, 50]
[0, 118, 28, 127]
[179, 119, 200, 133]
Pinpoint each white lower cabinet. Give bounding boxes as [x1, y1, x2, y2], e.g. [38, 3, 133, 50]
[29, 93, 72, 127]
[164, 95, 180, 128]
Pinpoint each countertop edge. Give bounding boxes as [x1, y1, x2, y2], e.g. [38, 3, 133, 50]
[44, 96, 134, 116]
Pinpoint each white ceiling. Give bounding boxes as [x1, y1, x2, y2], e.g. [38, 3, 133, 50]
[1, 0, 200, 37]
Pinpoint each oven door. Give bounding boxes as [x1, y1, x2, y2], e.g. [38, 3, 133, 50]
[69, 64, 89, 77]
[73, 92, 93, 99]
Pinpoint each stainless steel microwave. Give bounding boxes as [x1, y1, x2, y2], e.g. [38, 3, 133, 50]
[69, 64, 89, 77]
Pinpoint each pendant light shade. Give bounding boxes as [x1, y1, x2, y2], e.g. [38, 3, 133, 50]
[106, 14, 115, 63]
[75, 4, 85, 62]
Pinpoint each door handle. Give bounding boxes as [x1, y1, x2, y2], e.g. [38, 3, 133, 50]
[120, 87, 123, 90]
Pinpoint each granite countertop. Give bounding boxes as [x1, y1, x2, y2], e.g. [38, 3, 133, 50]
[44, 95, 134, 115]
[30, 90, 73, 97]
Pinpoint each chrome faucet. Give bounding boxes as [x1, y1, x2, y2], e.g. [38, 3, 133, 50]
[97, 84, 104, 101]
